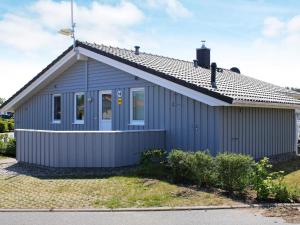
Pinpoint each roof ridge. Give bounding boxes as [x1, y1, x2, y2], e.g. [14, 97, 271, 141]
[79, 40, 194, 65]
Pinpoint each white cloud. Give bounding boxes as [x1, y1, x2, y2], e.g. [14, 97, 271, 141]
[215, 15, 300, 88]
[147, 0, 191, 18]
[287, 15, 300, 33]
[0, 0, 146, 99]
[262, 17, 285, 37]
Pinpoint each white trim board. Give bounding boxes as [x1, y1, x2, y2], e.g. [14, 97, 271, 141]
[77, 47, 230, 107]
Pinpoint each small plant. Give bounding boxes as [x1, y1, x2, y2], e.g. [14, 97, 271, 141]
[272, 178, 292, 202]
[0, 120, 8, 133]
[167, 149, 195, 183]
[192, 151, 216, 187]
[5, 138, 16, 157]
[252, 157, 299, 202]
[215, 152, 255, 193]
[252, 157, 275, 200]
[7, 122, 14, 131]
[140, 149, 167, 165]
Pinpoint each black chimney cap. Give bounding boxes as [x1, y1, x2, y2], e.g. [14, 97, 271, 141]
[134, 46, 140, 55]
[196, 41, 210, 69]
[230, 67, 241, 74]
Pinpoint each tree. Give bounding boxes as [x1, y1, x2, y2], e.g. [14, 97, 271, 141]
[0, 97, 5, 106]
[292, 88, 300, 93]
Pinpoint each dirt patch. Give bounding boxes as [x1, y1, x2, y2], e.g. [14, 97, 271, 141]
[140, 178, 159, 187]
[262, 206, 300, 224]
[171, 187, 198, 198]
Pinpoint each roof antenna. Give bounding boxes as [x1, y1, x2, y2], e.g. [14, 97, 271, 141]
[58, 0, 76, 50]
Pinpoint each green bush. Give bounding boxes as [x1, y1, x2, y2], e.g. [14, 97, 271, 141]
[215, 153, 255, 193]
[167, 149, 195, 183]
[7, 122, 14, 131]
[0, 136, 16, 157]
[252, 157, 276, 200]
[0, 120, 8, 133]
[192, 151, 216, 186]
[5, 138, 16, 157]
[140, 149, 167, 165]
[252, 158, 298, 202]
[272, 179, 291, 202]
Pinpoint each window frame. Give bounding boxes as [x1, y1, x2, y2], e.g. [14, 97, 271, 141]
[52, 94, 61, 124]
[74, 92, 85, 124]
[130, 87, 145, 126]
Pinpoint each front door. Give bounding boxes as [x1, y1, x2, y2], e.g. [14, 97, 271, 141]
[99, 90, 112, 130]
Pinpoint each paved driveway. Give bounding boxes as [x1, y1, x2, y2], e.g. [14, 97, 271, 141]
[0, 209, 291, 225]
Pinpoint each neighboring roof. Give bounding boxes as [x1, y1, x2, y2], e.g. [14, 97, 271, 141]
[1, 40, 300, 111]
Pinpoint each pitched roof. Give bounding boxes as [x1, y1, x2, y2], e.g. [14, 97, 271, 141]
[1, 40, 300, 111]
[78, 41, 300, 106]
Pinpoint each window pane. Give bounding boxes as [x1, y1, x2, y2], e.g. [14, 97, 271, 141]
[102, 94, 112, 120]
[53, 96, 61, 120]
[132, 90, 144, 121]
[76, 94, 84, 121]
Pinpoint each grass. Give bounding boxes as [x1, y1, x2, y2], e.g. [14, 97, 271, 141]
[273, 157, 300, 188]
[0, 174, 237, 209]
[0, 164, 237, 209]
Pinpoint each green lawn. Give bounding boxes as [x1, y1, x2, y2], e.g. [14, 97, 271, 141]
[0, 164, 238, 209]
[273, 157, 300, 188]
[0, 175, 237, 209]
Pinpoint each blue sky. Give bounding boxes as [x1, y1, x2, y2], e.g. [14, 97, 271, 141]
[0, 0, 299, 99]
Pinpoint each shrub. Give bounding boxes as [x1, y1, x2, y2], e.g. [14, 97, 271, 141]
[252, 158, 298, 202]
[215, 152, 255, 193]
[0, 120, 8, 133]
[5, 138, 16, 157]
[7, 122, 14, 131]
[167, 149, 195, 183]
[192, 151, 216, 186]
[252, 157, 276, 200]
[140, 149, 167, 165]
[272, 179, 291, 202]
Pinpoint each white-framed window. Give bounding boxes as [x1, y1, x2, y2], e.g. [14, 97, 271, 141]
[52, 94, 61, 124]
[130, 87, 145, 125]
[74, 92, 85, 124]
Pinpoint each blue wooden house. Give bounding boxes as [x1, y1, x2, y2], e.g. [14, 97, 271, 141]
[1, 41, 300, 167]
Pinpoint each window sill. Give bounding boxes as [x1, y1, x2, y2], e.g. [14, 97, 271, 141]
[129, 122, 145, 126]
[52, 121, 61, 124]
[73, 121, 84, 125]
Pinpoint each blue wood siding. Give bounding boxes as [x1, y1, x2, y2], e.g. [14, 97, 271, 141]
[16, 129, 165, 167]
[218, 107, 296, 158]
[14, 58, 296, 157]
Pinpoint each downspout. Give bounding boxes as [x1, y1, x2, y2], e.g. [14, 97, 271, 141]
[296, 109, 300, 156]
[85, 60, 88, 92]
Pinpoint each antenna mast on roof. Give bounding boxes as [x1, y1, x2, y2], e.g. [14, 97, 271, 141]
[58, 0, 76, 50]
[70, 0, 76, 49]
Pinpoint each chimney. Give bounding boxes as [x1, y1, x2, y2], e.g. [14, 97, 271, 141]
[211, 62, 217, 88]
[196, 40, 210, 69]
[134, 46, 140, 55]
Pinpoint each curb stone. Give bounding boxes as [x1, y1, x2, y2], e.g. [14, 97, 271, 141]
[0, 203, 299, 213]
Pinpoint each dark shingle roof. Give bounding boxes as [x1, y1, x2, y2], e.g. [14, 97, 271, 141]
[78, 41, 300, 106]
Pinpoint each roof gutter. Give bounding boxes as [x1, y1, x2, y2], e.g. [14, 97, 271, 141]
[232, 100, 300, 110]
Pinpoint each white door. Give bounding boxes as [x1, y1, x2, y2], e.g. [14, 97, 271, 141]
[99, 90, 112, 130]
